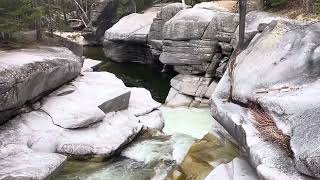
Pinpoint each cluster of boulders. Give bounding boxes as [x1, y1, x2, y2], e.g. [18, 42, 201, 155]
[102, 2, 240, 107]
[0, 47, 164, 179]
[160, 5, 240, 108]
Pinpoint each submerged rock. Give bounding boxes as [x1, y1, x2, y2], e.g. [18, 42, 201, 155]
[0, 46, 82, 124]
[210, 20, 320, 179]
[56, 130, 196, 180]
[171, 133, 239, 180]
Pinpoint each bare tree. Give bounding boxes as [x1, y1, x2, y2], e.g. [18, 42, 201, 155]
[238, 0, 247, 51]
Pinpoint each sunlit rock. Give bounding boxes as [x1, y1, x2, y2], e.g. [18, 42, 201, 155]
[0, 46, 82, 124]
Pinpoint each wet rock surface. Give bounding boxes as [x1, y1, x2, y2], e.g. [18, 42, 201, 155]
[210, 20, 320, 179]
[0, 46, 83, 124]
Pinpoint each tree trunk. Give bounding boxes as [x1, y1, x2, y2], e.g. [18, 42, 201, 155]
[238, 0, 247, 51]
[33, 0, 41, 41]
[48, 1, 54, 37]
[228, 0, 247, 101]
[72, 0, 89, 23]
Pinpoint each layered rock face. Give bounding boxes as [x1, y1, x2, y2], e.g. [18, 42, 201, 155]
[103, 10, 159, 63]
[210, 20, 320, 179]
[0, 47, 83, 124]
[160, 7, 239, 107]
[0, 55, 164, 179]
[148, 3, 185, 59]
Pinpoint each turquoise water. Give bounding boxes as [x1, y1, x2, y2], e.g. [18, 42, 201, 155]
[161, 107, 214, 139]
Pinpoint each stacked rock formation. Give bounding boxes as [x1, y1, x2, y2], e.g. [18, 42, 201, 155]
[160, 6, 239, 107]
[148, 3, 185, 59]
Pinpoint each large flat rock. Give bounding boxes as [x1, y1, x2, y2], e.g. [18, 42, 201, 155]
[0, 46, 82, 124]
[104, 12, 158, 43]
[210, 20, 320, 179]
[41, 72, 131, 129]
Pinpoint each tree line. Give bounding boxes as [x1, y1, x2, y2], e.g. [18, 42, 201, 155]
[0, 0, 97, 41]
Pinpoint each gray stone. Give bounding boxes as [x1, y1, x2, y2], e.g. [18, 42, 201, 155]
[205, 81, 218, 99]
[230, 11, 283, 48]
[160, 9, 238, 74]
[82, 58, 102, 72]
[165, 88, 193, 107]
[138, 110, 164, 130]
[148, 3, 185, 53]
[41, 72, 131, 129]
[174, 64, 209, 75]
[162, 8, 217, 41]
[0, 112, 67, 179]
[193, 1, 238, 13]
[190, 97, 210, 108]
[128, 87, 162, 116]
[205, 158, 258, 180]
[0, 46, 83, 124]
[160, 40, 218, 65]
[210, 20, 320, 179]
[171, 74, 212, 97]
[202, 12, 239, 40]
[103, 11, 159, 63]
[215, 57, 229, 78]
[103, 40, 153, 63]
[104, 12, 157, 43]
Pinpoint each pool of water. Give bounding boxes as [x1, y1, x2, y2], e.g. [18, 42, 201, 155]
[83, 47, 175, 103]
